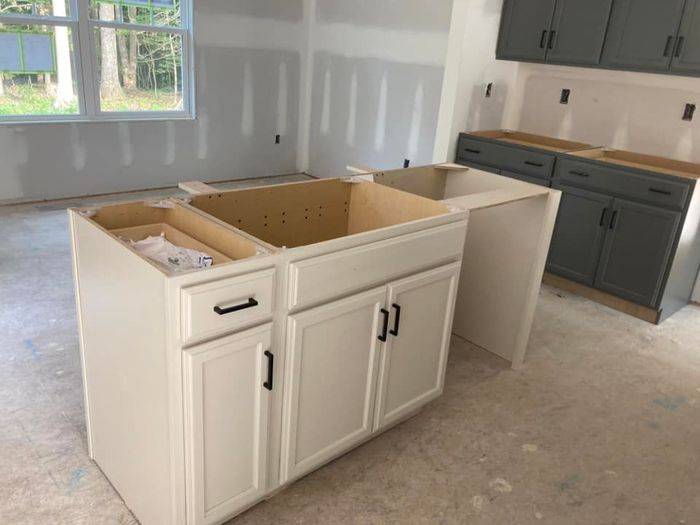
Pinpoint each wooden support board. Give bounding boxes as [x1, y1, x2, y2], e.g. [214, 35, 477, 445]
[570, 148, 700, 181]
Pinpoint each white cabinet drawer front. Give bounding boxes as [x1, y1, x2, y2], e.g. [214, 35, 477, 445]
[180, 268, 275, 344]
[288, 222, 466, 311]
[183, 325, 272, 525]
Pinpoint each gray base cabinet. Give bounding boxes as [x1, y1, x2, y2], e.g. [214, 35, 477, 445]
[547, 148, 700, 320]
[595, 200, 681, 306]
[548, 185, 612, 285]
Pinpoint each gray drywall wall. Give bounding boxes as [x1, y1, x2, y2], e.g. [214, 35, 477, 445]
[307, 0, 454, 176]
[0, 1, 303, 202]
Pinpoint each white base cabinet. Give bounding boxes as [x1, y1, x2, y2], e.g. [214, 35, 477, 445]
[183, 325, 272, 525]
[281, 263, 461, 484]
[69, 177, 468, 525]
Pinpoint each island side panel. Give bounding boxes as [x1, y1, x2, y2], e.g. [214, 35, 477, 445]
[69, 211, 173, 525]
[450, 193, 557, 368]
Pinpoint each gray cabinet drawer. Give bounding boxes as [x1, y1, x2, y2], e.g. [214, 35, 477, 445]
[455, 159, 501, 175]
[501, 170, 552, 187]
[556, 158, 690, 210]
[457, 135, 555, 179]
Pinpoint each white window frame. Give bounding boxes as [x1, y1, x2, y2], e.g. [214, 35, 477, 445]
[0, 0, 194, 124]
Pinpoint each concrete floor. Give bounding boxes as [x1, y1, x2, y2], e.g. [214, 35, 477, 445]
[1, 179, 700, 525]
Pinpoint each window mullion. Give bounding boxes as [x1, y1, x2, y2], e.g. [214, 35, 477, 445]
[75, 0, 99, 117]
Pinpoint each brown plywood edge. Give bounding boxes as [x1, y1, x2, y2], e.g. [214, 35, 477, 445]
[570, 148, 700, 180]
[470, 130, 593, 153]
[347, 181, 450, 235]
[543, 272, 660, 324]
[111, 223, 233, 266]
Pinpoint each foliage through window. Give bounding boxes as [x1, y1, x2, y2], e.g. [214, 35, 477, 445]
[0, 0, 192, 121]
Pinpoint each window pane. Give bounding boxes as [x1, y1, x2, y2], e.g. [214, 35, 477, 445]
[0, 0, 71, 18]
[94, 27, 183, 112]
[89, 0, 181, 28]
[0, 23, 79, 117]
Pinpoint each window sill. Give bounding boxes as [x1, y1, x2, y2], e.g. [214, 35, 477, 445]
[0, 113, 196, 126]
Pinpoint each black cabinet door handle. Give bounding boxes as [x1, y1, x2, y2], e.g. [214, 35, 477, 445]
[525, 160, 544, 167]
[263, 351, 274, 391]
[548, 30, 557, 50]
[609, 210, 618, 230]
[569, 170, 589, 178]
[389, 303, 402, 337]
[675, 36, 685, 58]
[539, 30, 548, 49]
[649, 188, 672, 196]
[599, 208, 607, 227]
[463, 148, 481, 155]
[213, 298, 259, 315]
[664, 35, 675, 57]
[378, 308, 390, 342]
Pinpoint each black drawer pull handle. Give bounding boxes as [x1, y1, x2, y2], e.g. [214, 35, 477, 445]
[664, 36, 673, 57]
[378, 308, 390, 342]
[609, 210, 618, 230]
[525, 161, 544, 167]
[463, 147, 481, 155]
[569, 170, 589, 178]
[389, 303, 402, 337]
[539, 30, 548, 49]
[675, 36, 685, 58]
[263, 351, 274, 391]
[649, 188, 672, 196]
[213, 298, 259, 315]
[548, 30, 556, 50]
[664, 35, 674, 57]
[599, 208, 607, 227]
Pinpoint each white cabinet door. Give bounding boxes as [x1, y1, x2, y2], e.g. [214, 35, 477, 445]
[281, 288, 385, 483]
[183, 324, 273, 525]
[374, 263, 460, 431]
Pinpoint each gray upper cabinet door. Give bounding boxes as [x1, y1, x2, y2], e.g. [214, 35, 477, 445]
[497, 0, 557, 61]
[547, 185, 613, 286]
[595, 200, 681, 307]
[546, 0, 613, 65]
[671, 0, 700, 74]
[601, 0, 686, 71]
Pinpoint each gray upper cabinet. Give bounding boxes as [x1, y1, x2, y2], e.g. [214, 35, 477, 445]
[547, 0, 614, 65]
[547, 185, 613, 286]
[497, 0, 556, 61]
[671, 0, 700, 74]
[601, 0, 687, 71]
[595, 200, 681, 307]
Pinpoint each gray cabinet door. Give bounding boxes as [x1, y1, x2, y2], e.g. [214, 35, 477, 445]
[546, 0, 613, 65]
[671, 0, 700, 74]
[601, 0, 686, 71]
[547, 185, 613, 286]
[595, 200, 681, 307]
[497, 0, 557, 61]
